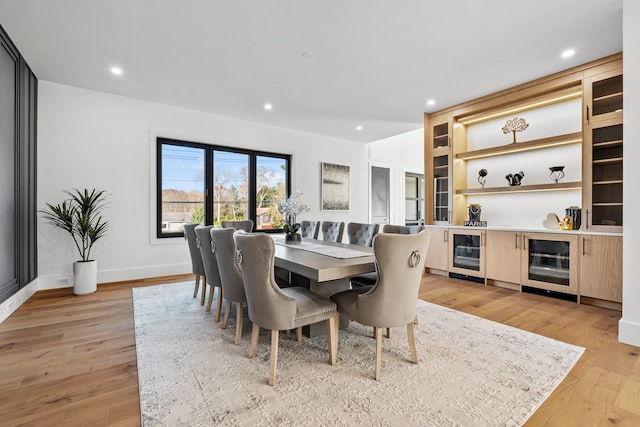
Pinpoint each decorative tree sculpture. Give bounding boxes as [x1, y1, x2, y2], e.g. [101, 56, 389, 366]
[502, 117, 529, 143]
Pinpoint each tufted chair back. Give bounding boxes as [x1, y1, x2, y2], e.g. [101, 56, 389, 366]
[347, 222, 380, 247]
[382, 224, 425, 234]
[210, 228, 245, 304]
[299, 220, 320, 239]
[184, 223, 205, 276]
[221, 219, 254, 232]
[354, 229, 430, 327]
[195, 225, 225, 319]
[321, 221, 345, 243]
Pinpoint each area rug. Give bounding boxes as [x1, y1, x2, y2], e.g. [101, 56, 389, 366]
[133, 282, 584, 426]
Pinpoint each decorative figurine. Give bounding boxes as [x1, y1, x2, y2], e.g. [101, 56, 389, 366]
[505, 171, 525, 186]
[559, 215, 574, 230]
[478, 169, 488, 188]
[464, 203, 487, 227]
[549, 166, 565, 183]
[502, 117, 529, 143]
[468, 204, 482, 222]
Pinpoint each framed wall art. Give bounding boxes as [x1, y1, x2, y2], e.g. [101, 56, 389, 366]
[321, 162, 350, 211]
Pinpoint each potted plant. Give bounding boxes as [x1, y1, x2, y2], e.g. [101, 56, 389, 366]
[41, 188, 110, 295]
[277, 191, 309, 244]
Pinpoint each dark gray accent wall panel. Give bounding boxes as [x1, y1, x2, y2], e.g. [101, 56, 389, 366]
[0, 23, 37, 304]
[0, 34, 19, 303]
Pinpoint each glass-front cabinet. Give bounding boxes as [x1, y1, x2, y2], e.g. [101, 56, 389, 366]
[433, 155, 449, 223]
[521, 233, 578, 296]
[583, 62, 623, 232]
[448, 229, 485, 278]
[426, 113, 453, 225]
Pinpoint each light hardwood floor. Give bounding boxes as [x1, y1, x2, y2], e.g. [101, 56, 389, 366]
[0, 273, 639, 426]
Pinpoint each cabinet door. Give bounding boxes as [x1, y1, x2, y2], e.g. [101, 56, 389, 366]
[579, 235, 622, 302]
[521, 233, 578, 295]
[485, 231, 521, 285]
[424, 227, 448, 271]
[448, 229, 485, 278]
[583, 66, 623, 125]
[426, 114, 453, 225]
[583, 117, 623, 232]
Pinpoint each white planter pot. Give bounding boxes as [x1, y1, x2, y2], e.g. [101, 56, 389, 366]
[73, 260, 98, 295]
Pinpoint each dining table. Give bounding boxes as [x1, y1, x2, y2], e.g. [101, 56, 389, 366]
[271, 235, 376, 336]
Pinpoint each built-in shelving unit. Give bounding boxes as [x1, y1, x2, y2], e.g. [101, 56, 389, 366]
[457, 181, 581, 195]
[456, 132, 582, 160]
[425, 53, 622, 233]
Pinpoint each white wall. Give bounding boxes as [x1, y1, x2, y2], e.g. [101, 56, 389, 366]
[620, 0, 640, 347]
[368, 128, 424, 225]
[37, 82, 369, 288]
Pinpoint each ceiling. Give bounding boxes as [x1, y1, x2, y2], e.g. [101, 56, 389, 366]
[0, 0, 623, 143]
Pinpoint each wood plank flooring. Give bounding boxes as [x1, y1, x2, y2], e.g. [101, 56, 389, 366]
[0, 273, 638, 426]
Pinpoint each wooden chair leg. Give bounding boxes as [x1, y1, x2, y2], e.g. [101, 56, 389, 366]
[407, 322, 418, 364]
[269, 330, 279, 386]
[386, 328, 392, 338]
[296, 327, 302, 342]
[205, 285, 215, 312]
[221, 300, 232, 328]
[200, 275, 206, 305]
[214, 287, 224, 323]
[375, 327, 383, 381]
[414, 314, 419, 325]
[193, 275, 200, 298]
[234, 303, 243, 345]
[327, 316, 338, 365]
[248, 324, 260, 358]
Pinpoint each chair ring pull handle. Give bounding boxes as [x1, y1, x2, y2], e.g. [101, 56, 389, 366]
[195, 237, 201, 248]
[211, 241, 216, 254]
[409, 250, 421, 267]
[234, 249, 243, 266]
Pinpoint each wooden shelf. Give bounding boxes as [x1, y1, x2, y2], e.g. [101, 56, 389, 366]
[456, 132, 582, 160]
[456, 181, 581, 195]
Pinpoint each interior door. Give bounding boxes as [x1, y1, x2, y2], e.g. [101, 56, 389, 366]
[371, 166, 390, 225]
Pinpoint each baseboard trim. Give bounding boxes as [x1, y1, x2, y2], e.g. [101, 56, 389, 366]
[619, 318, 640, 348]
[37, 262, 192, 291]
[0, 278, 39, 324]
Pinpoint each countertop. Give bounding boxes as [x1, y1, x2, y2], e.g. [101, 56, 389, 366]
[424, 224, 623, 237]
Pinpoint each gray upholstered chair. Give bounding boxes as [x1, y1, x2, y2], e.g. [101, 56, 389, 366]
[195, 226, 224, 322]
[382, 224, 425, 234]
[350, 224, 424, 288]
[321, 221, 345, 243]
[346, 222, 379, 247]
[234, 232, 338, 386]
[210, 228, 247, 344]
[221, 219, 254, 232]
[299, 220, 320, 239]
[331, 229, 431, 381]
[184, 223, 206, 305]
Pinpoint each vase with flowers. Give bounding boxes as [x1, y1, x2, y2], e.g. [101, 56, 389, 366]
[277, 190, 310, 244]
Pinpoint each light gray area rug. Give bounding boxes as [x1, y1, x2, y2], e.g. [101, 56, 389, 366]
[133, 282, 584, 426]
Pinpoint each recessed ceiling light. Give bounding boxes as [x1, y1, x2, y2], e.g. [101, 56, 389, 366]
[301, 51, 314, 60]
[356, 125, 363, 131]
[110, 67, 123, 75]
[264, 103, 273, 111]
[426, 99, 436, 106]
[561, 49, 575, 59]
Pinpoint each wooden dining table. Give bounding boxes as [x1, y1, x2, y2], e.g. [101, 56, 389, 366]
[272, 236, 376, 336]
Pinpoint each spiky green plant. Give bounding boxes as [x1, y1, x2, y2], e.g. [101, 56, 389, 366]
[41, 189, 111, 262]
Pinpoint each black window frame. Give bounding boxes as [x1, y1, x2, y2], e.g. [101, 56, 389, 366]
[156, 137, 291, 238]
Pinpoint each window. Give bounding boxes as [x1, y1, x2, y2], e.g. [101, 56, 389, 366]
[157, 138, 290, 237]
